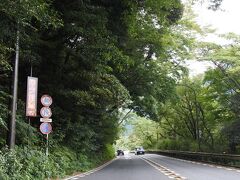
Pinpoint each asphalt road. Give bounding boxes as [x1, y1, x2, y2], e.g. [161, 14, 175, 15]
[65, 153, 240, 180]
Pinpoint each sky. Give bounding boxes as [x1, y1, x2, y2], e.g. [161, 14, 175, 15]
[194, 0, 240, 34]
[186, 0, 240, 76]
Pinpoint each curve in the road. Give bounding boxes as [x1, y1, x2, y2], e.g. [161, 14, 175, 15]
[65, 154, 172, 180]
[64, 153, 240, 180]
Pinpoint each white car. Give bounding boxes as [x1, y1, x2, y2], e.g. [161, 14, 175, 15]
[135, 147, 145, 155]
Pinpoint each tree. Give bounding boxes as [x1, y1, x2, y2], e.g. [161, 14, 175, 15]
[0, 0, 61, 148]
[193, 33, 240, 153]
[20, 0, 185, 153]
[116, 114, 160, 150]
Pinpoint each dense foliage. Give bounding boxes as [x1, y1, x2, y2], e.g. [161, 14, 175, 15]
[120, 37, 240, 155]
[0, 0, 191, 178]
[1, 0, 233, 179]
[117, 1, 240, 155]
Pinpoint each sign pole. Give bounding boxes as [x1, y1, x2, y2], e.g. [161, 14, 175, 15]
[28, 117, 30, 147]
[46, 134, 49, 180]
[28, 66, 32, 148]
[46, 134, 49, 156]
[39, 95, 53, 158]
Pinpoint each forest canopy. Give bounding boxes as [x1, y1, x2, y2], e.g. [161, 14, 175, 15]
[2, 0, 239, 179]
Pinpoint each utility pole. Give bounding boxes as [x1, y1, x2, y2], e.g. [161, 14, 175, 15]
[7, 26, 20, 149]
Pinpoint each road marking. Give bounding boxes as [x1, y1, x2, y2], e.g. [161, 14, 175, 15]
[141, 157, 187, 180]
[63, 158, 116, 180]
[147, 154, 240, 174]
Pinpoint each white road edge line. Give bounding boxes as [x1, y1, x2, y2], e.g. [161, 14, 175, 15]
[63, 158, 116, 180]
[147, 154, 240, 173]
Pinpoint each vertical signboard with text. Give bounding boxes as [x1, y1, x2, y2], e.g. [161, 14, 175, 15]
[26, 76, 38, 117]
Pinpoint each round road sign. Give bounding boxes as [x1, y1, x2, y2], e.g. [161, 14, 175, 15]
[40, 122, 52, 134]
[40, 107, 52, 118]
[41, 95, 52, 107]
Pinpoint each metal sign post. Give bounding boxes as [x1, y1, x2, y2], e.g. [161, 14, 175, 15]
[40, 122, 52, 156]
[40, 95, 53, 157]
[46, 134, 49, 156]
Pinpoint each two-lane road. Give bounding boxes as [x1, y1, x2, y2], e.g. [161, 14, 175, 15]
[65, 153, 240, 180]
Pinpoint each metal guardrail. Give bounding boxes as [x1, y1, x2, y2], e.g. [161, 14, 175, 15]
[147, 150, 240, 168]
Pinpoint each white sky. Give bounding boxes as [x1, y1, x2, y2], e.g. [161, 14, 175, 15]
[194, 0, 240, 34]
[186, 0, 240, 76]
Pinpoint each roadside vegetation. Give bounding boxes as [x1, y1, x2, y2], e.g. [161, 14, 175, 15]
[115, 1, 240, 155]
[1, 0, 237, 179]
[117, 32, 240, 155]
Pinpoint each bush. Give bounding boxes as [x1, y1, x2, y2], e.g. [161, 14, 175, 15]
[155, 139, 203, 152]
[0, 144, 115, 180]
[0, 147, 57, 180]
[155, 139, 188, 150]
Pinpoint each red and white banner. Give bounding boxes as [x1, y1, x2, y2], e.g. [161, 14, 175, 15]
[26, 76, 38, 117]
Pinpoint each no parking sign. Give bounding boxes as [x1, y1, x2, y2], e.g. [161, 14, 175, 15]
[40, 122, 52, 134]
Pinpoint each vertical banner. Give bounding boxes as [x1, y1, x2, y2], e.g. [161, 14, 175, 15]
[26, 76, 38, 117]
